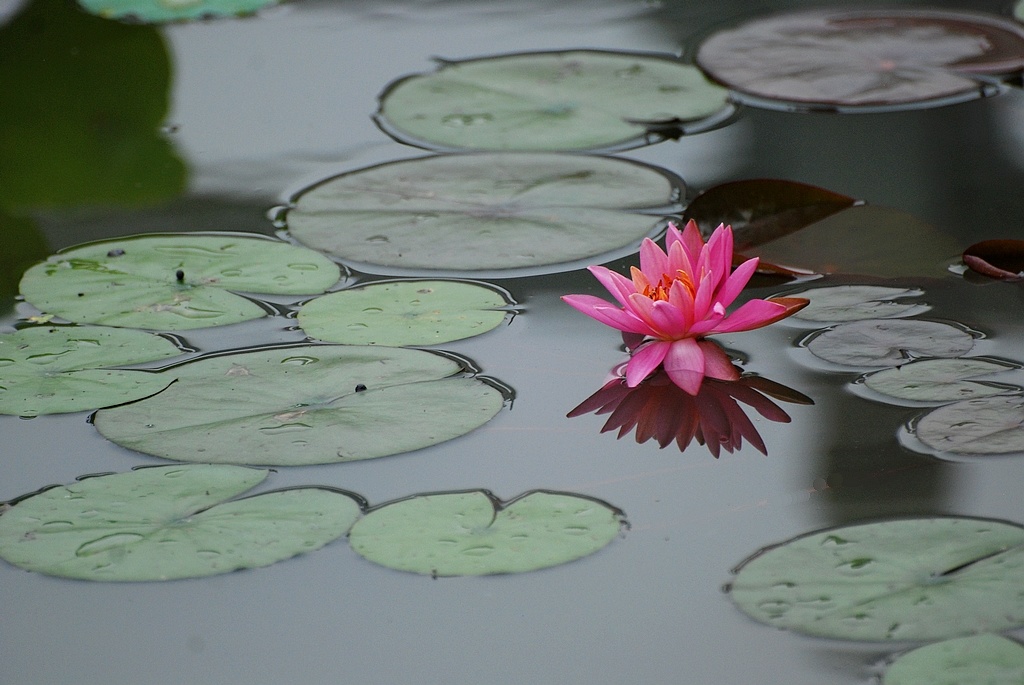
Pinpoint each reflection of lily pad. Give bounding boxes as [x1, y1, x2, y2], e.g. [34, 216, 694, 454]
[94, 345, 506, 466]
[349, 490, 625, 576]
[696, 9, 1024, 111]
[286, 153, 678, 273]
[78, 0, 278, 23]
[864, 358, 1019, 403]
[298, 280, 511, 346]
[0, 211, 49, 314]
[0, 465, 361, 581]
[377, 50, 730, 151]
[805, 319, 974, 368]
[884, 634, 1024, 685]
[789, 285, 929, 323]
[19, 234, 341, 331]
[0, 325, 182, 416]
[729, 517, 1024, 640]
[915, 395, 1024, 455]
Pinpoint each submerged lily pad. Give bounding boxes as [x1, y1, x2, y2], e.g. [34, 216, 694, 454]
[915, 395, 1024, 455]
[788, 285, 929, 323]
[863, 358, 1019, 403]
[94, 345, 506, 466]
[377, 50, 730, 151]
[0, 465, 361, 581]
[349, 490, 625, 576]
[298, 280, 511, 346]
[696, 9, 1024, 111]
[19, 234, 341, 331]
[0, 325, 182, 416]
[805, 319, 975, 368]
[729, 517, 1024, 640]
[884, 634, 1024, 685]
[78, 0, 278, 23]
[286, 153, 678, 273]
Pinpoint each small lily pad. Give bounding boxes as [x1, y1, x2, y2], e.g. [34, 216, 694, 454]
[349, 490, 625, 576]
[729, 517, 1024, 640]
[94, 345, 506, 466]
[884, 634, 1024, 685]
[0, 325, 182, 416]
[377, 50, 730, 151]
[915, 395, 1024, 455]
[286, 153, 678, 273]
[805, 319, 975, 368]
[19, 233, 341, 331]
[77, 0, 278, 23]
[297, 280, 511, 346]
[863, 358, 1019, 403]
[788, 285, 929, 323]
[0, 465, 361, 581]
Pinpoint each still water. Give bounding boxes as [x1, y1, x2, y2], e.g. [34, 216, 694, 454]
[4, 0, 1024, 683]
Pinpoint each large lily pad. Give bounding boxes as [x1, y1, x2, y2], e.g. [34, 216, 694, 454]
[377, 50, 730, 152]
[696, 9, 1024, 111]
[19, 233, 341, 331]
[915, 395, 1024, 455]
[0, 465, 361, 581]
[883, 634, 1024, 685]
[286, 153, 678, 273]
[78, 0, 278, 23]
[788, 285, 929, 323]
[94, 345, 506, 466]
[349, 490, 625, 576]
[863, 358, 1019, 404]
[729, 517, 1024, 640]
[0, 325, 182, 416]
[805, 319, 975, 368]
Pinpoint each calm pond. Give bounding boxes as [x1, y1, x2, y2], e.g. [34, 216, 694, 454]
[4, 0, 1024, 683]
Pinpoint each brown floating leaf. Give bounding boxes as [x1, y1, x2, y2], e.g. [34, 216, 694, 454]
[962, 239, 1024, 280]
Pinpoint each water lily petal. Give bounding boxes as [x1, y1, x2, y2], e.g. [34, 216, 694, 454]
[626, 293, 669, 337]
[638, 236, 668, 278]
[588, 265, 638, 307]
[648, 300, 691, 338]
[715, 255, 760, 308]
[625, 340, 670, 386]
[706, 297, 799, 334]
[667, 279, 695, 330]
[679, 219, 705, 264]
[561, 294, 653, 334]
[699, 339, 741, 381]
[663, 337, 706, 395]
[666, 235, 697, 279]
[692, 270, 716, 322]
[700, 224, 733, 293]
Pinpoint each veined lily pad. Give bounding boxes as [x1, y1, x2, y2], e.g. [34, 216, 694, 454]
[19, 233, 341, 331]
[0, 465, 361, 581]
[298, 280, 511, 346]
[78, 0, 278, 23]
[93, 345, 506, 466]
[349, 490, 625, 576]
[788, 285, 929, 323]
[0, 325, 182, 416]
[804, 319, 975, 368]
[286, 153, 678, 273]
[863, 358, 1019, 403]
[729, 517, 1024, 640]
[883, 634, 1024, 685]
[915, 395, 1024, 455]
[377, 50, 730, 151]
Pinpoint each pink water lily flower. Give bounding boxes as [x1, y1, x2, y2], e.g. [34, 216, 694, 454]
[562, 220, 808, 395]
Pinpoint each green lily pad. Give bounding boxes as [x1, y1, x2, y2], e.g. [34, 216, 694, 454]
[729, 517, 1024, 641]
[377, 50, 730, 152]
[19, 233, 341, 331]
[915, 395, 1024, 456]
[863, 358, 1019, 403]
[0, 325, 183, 416]
[78, 0, 278, 23]
[805, 319, 975, 368]
[94, 345, 506, 466]
[298, 280, 511, 346]
[286, 153, 678, 274]
[788, 285, 929, 323]
[0, 465, 361, 581]
[884, 634, 1024, 685]
[349, 490, 625, 576]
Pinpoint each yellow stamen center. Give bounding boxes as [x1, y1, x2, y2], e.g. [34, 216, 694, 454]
[641, 269, 697, 302]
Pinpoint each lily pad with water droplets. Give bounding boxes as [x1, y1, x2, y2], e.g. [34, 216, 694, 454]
[377, 50, 730, 152]
[0, 325, 182, 416]
[0, 465, 361, 581]
[349, 490, 625, 576]
[298, 280, 510, 346]
[805, 319, 974, 368]
[788, 285, 929, 323]
[19, 234, 341, 331]
[77, 0, 278, 23]
[94, 345, 506, 466]
[863, 358, 1019, 404]
[729, 517, 1024, 641]
[915, 395, 1024, 456]
[883, 634, 1024, 685]
[286, 153, 678, 274]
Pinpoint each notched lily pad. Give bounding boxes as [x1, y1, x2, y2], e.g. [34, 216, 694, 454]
[93, 344, 507, 466]
[19, 233, 341, 331]
[883, 634, 1024, 685]
[349, 490, 626, 576]
[804, 319, 975, 368]
[729, 517, 1024, 640]
[913, 394, 1024, 456]
[963, 239, 1024, 280]
[297, 280, 512, 346]
[0, 325, 182, 416]
[788, 285, 929, 323]
[0, 465, 361, 581]
[862, 358, 1020, 404]
[286, 153, 679, 274]
[77, 0, 278, 23]
[377, 50, 731, 152]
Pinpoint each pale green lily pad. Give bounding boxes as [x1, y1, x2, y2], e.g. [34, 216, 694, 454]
[884, 634, 1024, 685]
[0, 325, 182, 416]
[298, 280, 511, 346]
[377, 50, 730, 151]
[789, 285, 929, 323]
[19, 233, 341, 331]
[78, 0, 277, 23]
[0, 465, 361, 581]
[349, 490, 625, 576]
[94, 345, 506, 466]
[805, 319, 975, 368]
[729, 517, 1024, 641]
[863, 358, 1019, 403]
[286, 153, 677, 273]
[915, 395, 1024, 455]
